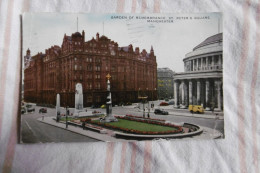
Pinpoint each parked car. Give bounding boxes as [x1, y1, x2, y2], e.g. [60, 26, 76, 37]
[27, 107, 35, 112]
[26, 104, 35, 112]
[91, 105, 98, 109]
[160, 102, 169, 106]
[39, 108, 47, 113]
[21, 106, 26, 114]
[168, 100, 175, 105]
[154, 109, 169, 115]
[188, 105, 204, 114]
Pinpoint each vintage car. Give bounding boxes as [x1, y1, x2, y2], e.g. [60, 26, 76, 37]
[39, 108, 47, 113]
[188, 105, 205, 113]
[154, 109, 169, 115]
[159, 102, 169, 106]
[21, 106, 26, 114]
[26, 104, 35, 112]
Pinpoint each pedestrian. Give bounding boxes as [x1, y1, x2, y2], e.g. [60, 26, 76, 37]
[82, 121, 86, 130]
[56, 112, 60, 122]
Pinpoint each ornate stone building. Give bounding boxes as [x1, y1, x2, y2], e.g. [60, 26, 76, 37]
[157, 68, 175, 99]
[24, 31, 157, 107]
[173, 33, 223, 111]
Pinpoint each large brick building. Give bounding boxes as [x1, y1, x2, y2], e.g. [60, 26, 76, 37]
[157, 68, 175, 100]
[24, 31, 157, 107]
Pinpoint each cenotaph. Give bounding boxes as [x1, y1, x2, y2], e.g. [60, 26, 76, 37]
[74, 83, 84, 116]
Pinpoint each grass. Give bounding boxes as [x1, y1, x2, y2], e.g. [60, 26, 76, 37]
[95, 119, 177, 132]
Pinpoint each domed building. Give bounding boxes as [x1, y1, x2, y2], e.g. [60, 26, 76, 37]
[173, 33, 223, 111]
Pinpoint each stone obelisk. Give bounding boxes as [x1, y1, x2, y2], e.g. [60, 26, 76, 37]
[102, 74, 117, 122]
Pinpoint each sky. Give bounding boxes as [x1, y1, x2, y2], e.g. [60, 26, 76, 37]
[23, 13, 222, 73]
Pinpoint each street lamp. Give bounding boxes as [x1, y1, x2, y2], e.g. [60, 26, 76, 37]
[65, 104, 69, 129]
[138, 88, 147, 118]
[147, 88, 150, 118]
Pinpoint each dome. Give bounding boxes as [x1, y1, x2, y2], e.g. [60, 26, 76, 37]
[193, 33, 222, 51]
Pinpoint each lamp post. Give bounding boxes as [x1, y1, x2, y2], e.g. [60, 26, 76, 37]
[65, 105, 68, 128]
[147, 88, 150, 118]
[138, 88, 147, 118]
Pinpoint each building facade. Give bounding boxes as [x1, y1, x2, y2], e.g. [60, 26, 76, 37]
[24, 31, 157, 107]
[173, 33, 223, 111]
[157, 68, 175, 99]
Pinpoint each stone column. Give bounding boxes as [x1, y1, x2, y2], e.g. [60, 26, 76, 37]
[211, 56, 214, 68]
[206, 57, 208, 70]
[205, 80, 210, 110]
[193, 59, 195, 71]
[174, 81, 180, 108]
[215, 80, 222, 111]
[200, 58, 203, 71]
[181, 81, 186, 108]
[197, 80, 201, 105]
[219, 55, 222, 69]
[196, 59, 199, 71]
[189, 80, 193, 105]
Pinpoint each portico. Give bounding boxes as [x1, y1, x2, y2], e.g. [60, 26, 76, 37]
[174, 76, 222, 111]
[173, 33, 223, 111]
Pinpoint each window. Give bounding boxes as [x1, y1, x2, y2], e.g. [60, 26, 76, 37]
[96, 83, 101, 89]
[87, 65, 92, 71]
[111, 66, 116, 72]
[96, 65, 101, 71]
[96, 58, 101, 63]
[87, 96, 92, 102]
[74, 65, 77, 70]
[95, 74, 100, 79]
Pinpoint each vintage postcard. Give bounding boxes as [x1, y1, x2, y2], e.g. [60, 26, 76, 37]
[21, 13, 224, 143]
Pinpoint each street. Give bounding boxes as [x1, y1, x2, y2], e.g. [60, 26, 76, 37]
[21, 102, 224, 143]
[21, 107, 99, 143]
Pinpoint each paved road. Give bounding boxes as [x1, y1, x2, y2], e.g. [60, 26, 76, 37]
[21, 107, 99, 143]
[21, 104, 224, 143]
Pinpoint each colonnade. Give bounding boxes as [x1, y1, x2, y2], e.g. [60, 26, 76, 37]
[174, 78, 222, 111]
[184, 54, 222, 72]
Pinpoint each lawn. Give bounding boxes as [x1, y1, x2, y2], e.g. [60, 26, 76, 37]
[97, 119, 177, 132]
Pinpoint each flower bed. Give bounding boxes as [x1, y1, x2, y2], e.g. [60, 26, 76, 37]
[86, 116, 182, 135]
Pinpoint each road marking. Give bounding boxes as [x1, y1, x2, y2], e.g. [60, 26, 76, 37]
[24, 120, 42, 143]
[25, 120, 32, 130]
